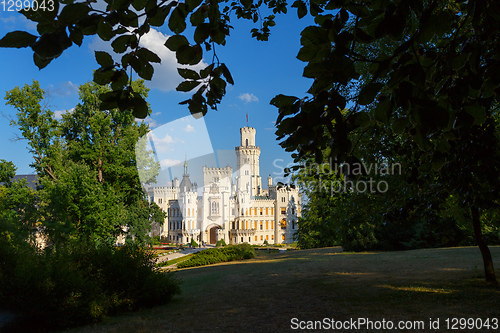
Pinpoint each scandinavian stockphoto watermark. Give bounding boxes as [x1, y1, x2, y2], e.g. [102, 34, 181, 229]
[273, 158, 402, 195]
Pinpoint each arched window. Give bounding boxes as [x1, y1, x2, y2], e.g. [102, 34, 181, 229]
[281, 219, 287, 229]
[246, 138, 248, 146]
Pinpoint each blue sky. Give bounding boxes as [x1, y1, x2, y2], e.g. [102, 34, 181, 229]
[0, 9, 314, 186]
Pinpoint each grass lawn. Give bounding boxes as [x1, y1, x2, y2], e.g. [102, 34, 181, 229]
[71, 246, 500, 333]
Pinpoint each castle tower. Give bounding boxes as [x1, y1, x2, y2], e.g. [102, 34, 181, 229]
[235, 127, 261, 196]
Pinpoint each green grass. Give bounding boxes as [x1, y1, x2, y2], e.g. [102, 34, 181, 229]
[162, 254, 194, 267]
[70, 246, 500, 333]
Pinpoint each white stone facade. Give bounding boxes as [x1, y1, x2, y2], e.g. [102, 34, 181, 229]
[148, 127, 301, 245]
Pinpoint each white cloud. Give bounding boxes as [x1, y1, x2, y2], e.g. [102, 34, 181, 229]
[184, 124, 195, 132]
[141, 116, 160, 129]
[47, 81, 78, 97]
[54, 107, 75, 120]
[89, 28, 207, 92]
[238, 93, 259, 103]
[149, 132, 176, 153]
[160, 159, 182, 168]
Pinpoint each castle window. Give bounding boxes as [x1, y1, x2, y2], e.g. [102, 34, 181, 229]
[261, 235, 263, 240]
[211, 201, 219, 215]
[266, 235, 269, 240]
[272, 235, 274, 240]
[266, 208, 268, 215]
[260, 208, 263, 215]
[260, 222, 263, 230]
[282, 235, 285, 241]
[271, 221, 273, 229]
[281, 219, 286, 229]
[266, 221, 268, 230]
[292, 221, 295, 229]
[292, 207, 295, 215]
[271, 208, 274, 215]
[242, 208, 244, 215]
[255, 236, 257, 241]
[246, 139, 248, 146]
[281, 208, 286, 215]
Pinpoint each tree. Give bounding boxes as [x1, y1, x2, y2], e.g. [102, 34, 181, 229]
[1, 0, 499, 282]
[0, 160, 38, 247]
[5, 80, 162, 246]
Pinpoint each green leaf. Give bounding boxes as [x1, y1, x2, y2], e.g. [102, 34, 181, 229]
[178, 68, 200, 80]
[138, 62, 155, 80]
[0, 31, 37, 48]
[111, 35, 131, 53]
[392, 117, 409, 135]
[270, 94, 299, 108]
[136, 48, 161, 63]
[291, 0, 307, 19]
[194, 23, 210, 44]
[200, 63, 214, 78]
[148, 6, 171, 26]
[69, 26, 84, 46]
[464, 104, 486, 125]
[59, 3, 90, 24]
[94, 68, 115, 85]
[168, 6, 187, 34]
[165, 35, 189, 51]
[95, 51, 114, 67]
[348, 112, 371, 127]
[358, 82, 383, 105]
[373, 96, 392, 123]
[190, 7, 206, 26]
[186, 0, 203, 11]
[132, 95, 149, 118]
[31, 31, 72, 60]
[110, 70, 129, 90]
[97, 19, 115, 41]
[176, 80, 201, 92]
[33, 52, 51, 69]
[132, 0, 148, 11]
[220, 63, 234, 85]
[176, 44, 202, 65]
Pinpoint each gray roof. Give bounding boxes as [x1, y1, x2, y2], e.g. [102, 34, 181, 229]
[6, 174, 39, 190]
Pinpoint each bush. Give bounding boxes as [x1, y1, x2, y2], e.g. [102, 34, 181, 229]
[215, 239, 226, 247]
[156, 260, 169, 267]
[0, 239, 181, 332]
[177, 244, 254, 268]
[152, 236, 161, 245]
[190, 238, 199, 247]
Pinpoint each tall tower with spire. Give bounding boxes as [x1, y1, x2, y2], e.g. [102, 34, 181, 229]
[235, 126, 261, 196]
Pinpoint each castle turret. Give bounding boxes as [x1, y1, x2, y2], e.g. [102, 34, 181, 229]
[235, 127, 261, 196]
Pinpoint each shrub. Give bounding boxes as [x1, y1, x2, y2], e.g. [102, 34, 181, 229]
[177, 244, 254, 268]
[0, 239, 181, 332]
[152, 236, 161, 245]
[215, 239, 226, 247]
[190, 238, 199, 247]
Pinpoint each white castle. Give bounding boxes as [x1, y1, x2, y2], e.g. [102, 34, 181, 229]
[148, 126, 301, 245]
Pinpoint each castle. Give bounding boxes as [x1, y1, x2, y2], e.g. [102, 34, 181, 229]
[147, 126, 301, 245]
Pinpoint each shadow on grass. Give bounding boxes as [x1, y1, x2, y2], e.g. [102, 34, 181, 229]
[71, 246, 500, 333]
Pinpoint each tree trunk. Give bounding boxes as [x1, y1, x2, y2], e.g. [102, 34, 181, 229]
[470, 205, 497, 283]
